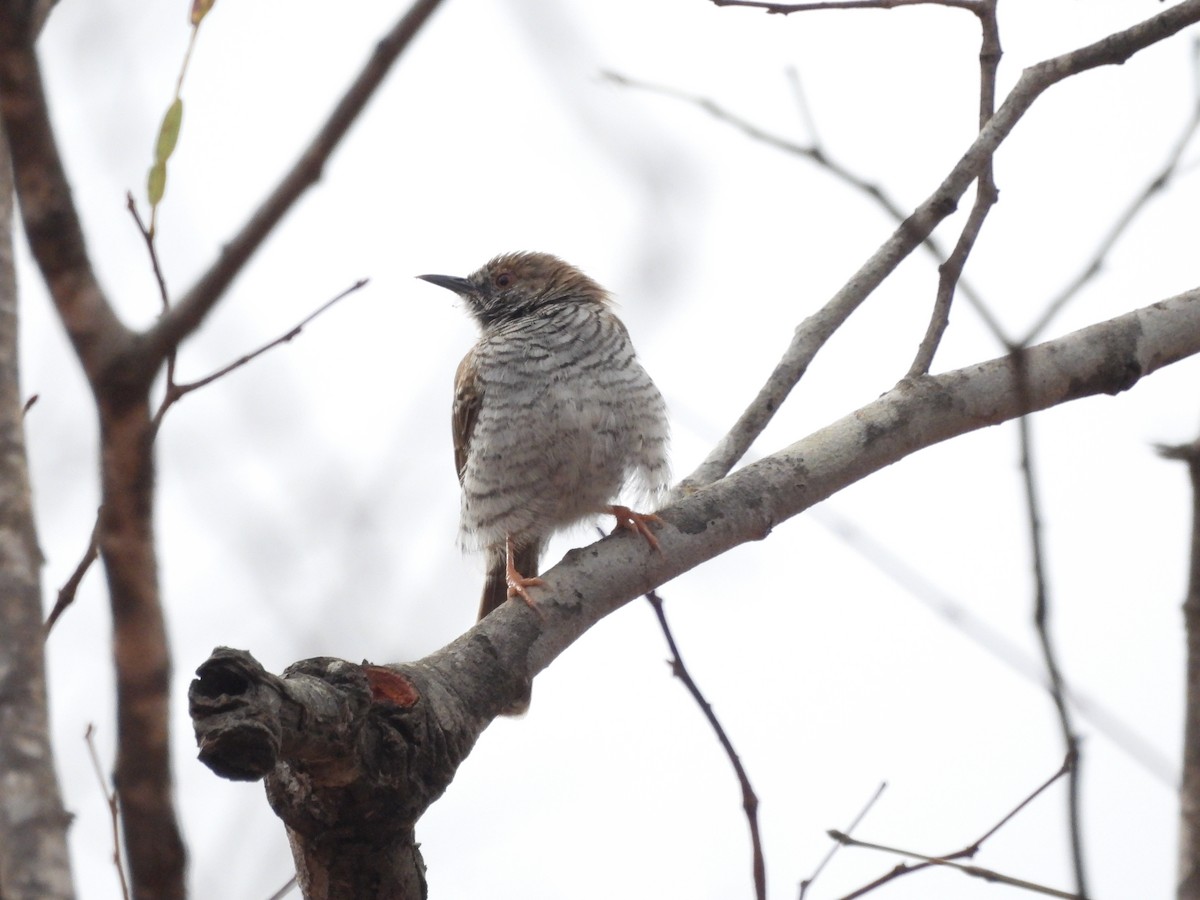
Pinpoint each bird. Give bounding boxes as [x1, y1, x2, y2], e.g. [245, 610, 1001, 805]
[419, 252, 670, 622]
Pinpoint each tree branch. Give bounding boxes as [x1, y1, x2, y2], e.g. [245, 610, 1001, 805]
[190, 648, 485, 899]
[906, 0, 999, 376]
[1016, 405, 1088, 894]
[194, 292, 1200, 897]
[0, 0, 130, 381]
[606, 69, 1008, 343]
[799, 782, 887, 898]
[43, 509, 101, 632]
[711, 0, 985, 13]
[681, 0, 1200, 490]
[0, 107, 74, 900]
[1021, 58, 1200, 346]
[84, 724, 131, 900]
[1156, 435, 1200, 898]
[151, 278, 368, 435]
[646, 589, 765, 900]
[510, 288, 1200, 684]
[833, 754, 1076, 899]
[2, 4, 446, 893]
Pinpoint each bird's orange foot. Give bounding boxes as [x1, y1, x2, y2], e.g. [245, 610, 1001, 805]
[505, 538, 546, 611]
[609, 505, 664, 552]
[506, 572, 546, 607]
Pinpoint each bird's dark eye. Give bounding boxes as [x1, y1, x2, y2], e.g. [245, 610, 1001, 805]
[495, 272, 512, 287]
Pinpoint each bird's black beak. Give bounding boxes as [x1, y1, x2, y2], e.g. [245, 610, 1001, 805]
[417, 273, 474, 295]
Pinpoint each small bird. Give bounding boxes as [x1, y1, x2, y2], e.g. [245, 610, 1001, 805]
[419, 252, 670, 621]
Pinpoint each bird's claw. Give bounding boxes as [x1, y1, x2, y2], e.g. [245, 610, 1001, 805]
[505, 536, 546, 615]
[609, 505, 664, 552]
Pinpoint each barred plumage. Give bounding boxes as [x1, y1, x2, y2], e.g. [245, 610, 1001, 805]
[420, 252, 670, 622]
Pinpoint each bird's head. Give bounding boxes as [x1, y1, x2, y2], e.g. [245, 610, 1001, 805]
[419, 252, 610, 327]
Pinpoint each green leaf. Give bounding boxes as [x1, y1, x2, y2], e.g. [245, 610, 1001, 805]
[147, 161, 167, 208]
[154, 98, 184, 165]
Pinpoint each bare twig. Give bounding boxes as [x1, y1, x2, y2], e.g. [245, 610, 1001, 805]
[783, 66, 820, 150]
[150, 278, 368, 434]
[1156, 435, 1200, 896]
[126, 192, 178, 394]
[832, 755, 1077, 899]
[798, 782, 886, 899]
[44, 510, 101, 633]
[645, 589, 766, 900]
[712, 0, 984, 13]
[265, 875, 298, 900]
[604, 71, 1006, 343]
[980, 752, 1076, 846]
[627, 3, 1200, 494]
[21, 393, 37, 416]
[1015, 390, 1088, 895]
[1021, 44, 1200, 345]
[833, 833, 1082, 899]
[126, 195, 170, 314]
[84, 725, 130, 900]
[906, 0, 1000, 376]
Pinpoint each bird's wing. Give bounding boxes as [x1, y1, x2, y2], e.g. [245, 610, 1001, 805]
[452, 349, 482, 485]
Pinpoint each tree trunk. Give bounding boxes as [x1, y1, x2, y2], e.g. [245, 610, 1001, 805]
[0, 120, 75, 900]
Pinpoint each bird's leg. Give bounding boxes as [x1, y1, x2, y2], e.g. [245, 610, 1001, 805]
[609, 505, 664, 552]
[505, 535, 546, 608]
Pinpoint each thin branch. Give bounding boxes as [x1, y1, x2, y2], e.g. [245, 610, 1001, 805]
[712, 0, 984, 13]
[639, 2, 1200, 493]
[125, 194, 172, 315]
[979, 752, 1076, 847]
[604, 70, 1005, 340]
[1016, 392, 1088, 895]
[1021, 48, 1200, 345]
[1155, 435, 1200, 896]
[833, 834, 1082, 899]
[265, 875, 298, 900]
[832, 754, 1077, 899]
[126, 193, 178, 391]
[84, 724, 130, 900]
[150, 278, 368, 435]
[43, 509, 101, 633]
[646, 589, 766, 900]
[140, 0, 445, 374]
[906, 0, 1000, 376]
[784, 66, 821, 149]
[798, 782, 887, 899]
[21, 393, 37, 416]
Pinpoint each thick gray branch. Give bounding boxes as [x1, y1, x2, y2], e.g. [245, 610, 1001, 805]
[194, 292, 1200, 900]
[194, 288, 1199, 899]
[520, 288, 1200, 675]
[190, 648, 493, 900]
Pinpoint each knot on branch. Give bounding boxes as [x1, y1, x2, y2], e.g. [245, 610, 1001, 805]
[189, 646, 476, 841]
[190, 647, 285, 780]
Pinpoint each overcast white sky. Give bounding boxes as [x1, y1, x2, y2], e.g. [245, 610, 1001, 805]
[16, 1, 1200, 898]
